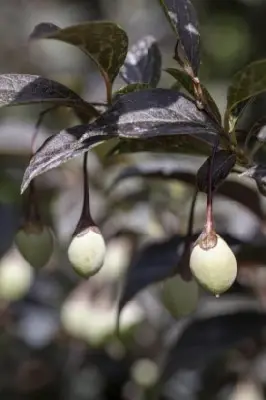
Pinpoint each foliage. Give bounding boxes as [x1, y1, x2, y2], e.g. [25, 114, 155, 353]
[1, 0, 266, 399]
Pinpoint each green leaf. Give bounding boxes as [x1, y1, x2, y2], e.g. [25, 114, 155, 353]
[30, 22, 128, 100]
[165, 68, 221, 124]
[0, 74, 98, 118]
[112, 83, 150, 100]
[225, 60, 266, 131]
[159, 0, 200, 76]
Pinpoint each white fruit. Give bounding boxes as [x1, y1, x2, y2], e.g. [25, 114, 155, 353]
[189, 234, 237, 295]
[0, 252, 33, 301]
[15, 225, 54, 268]
[61, 298, 144, 347]
[68, 228, 106, 278]
[131, 359, 159, 388]
[160, 275, 199, 318]
[84, 308, 116, 347]
[94, 237, 131, 283]
[60, 299, 91, 340]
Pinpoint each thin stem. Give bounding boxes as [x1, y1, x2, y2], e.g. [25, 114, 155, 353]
[73, 153, 94, 235]
[82, 152, 90, 217]
[24, 181, 41, 224]
[24, 107, 56, 224]
[205, 138, 219, 234]
[31, 106, 57, 155]
[191, 76, 233, 152]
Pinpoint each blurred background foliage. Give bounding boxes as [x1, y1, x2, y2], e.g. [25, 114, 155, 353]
[1, 0, 266, 399]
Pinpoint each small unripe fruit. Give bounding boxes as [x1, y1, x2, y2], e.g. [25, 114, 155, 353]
[160, 275, 199, 318]
[189, 233, 237, 295]
[0, 252, 33, 301]
[15, 224, 54, 269]
[68, 227, 106, 278]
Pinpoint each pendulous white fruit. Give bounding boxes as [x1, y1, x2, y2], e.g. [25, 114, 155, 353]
[68, 227, 106, 278]
[0, 251, 33, 301]
[160, 275, 199, 318]
[189, 233, 237, 295]
[15, 224, 54, 269]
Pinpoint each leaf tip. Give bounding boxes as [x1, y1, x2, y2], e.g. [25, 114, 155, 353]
[29, 22, 59, 40]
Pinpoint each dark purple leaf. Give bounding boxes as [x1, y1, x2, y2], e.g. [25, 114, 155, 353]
[162, 311, 266, 378]
[30, 22, 128, 85]
[197, 150, 236, 193]
[108, 134, 215, 157]
[0, 74, 97, 117]
[110, 158, 263, 218]
[120, 35, 162, 87]
[166, 67, 221, 124]
[21, 128, 111, 193]
[21, 88, 221, 192]
[81, 88, 221, 141]
[118, 235, 185, 317]
[159, 0, 200, 76]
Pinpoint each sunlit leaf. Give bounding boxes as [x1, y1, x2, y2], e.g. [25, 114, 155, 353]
[159, 0, 200, 76]
[112, 83, 150, 100]
[120, 35, 162, 87]
[0, 74, 97, 118]
[80, 88, 222, 142]
[225, 60, 266, 131]
[166, 67, 221, 124]
[21, 128, 111, 193]
[22, 88, 221, 192]
[30, 21, 128, 99]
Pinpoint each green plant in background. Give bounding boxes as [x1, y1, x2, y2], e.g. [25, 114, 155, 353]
[1, 0, 266, 339]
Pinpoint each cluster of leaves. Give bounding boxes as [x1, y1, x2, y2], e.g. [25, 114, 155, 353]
[3, 0, 266, 397]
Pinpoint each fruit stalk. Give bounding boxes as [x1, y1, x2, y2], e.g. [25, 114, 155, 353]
[73, 152, 95, 235]
[67, 152, 106, 277]
[205, 138, 219, 236]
